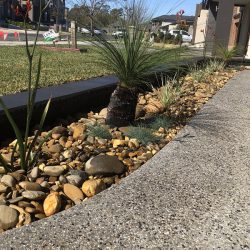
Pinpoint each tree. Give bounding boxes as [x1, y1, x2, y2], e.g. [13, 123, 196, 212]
[94, 0, 182, 127]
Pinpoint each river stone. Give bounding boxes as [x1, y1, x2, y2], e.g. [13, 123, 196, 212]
[43, 192, 61, 217]
[73, 124, 86, 139]
[0, 175, 16, 187]
[22, 191, 46, 200]
[8, 196, 24, 204]
[19, 181, 42, 191]
[63, 183, 84, 203]
[44, 166, 64, 177]
[85, 155, 126, 176]
[82, 179, 106, 197]
[0, 167, 6, 174]
[30, 167, 40, 179]
[69, 170, 88, 180]
[52, 126, 67, 135]
[0, 183, 8, 193]
[0, 205, 19, 230]
[48, 144, 63, 154]
[66, 175, 83, 187]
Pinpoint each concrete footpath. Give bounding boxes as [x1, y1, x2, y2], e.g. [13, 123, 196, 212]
[0, 71, 250, 249]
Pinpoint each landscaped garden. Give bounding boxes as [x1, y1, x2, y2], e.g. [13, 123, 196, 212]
[0, 0, 243, 235]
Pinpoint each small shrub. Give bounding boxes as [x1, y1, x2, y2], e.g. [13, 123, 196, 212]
[87, 124, 112, 140]
[149, 116, 174, 131]
[125, 126, 161, 145]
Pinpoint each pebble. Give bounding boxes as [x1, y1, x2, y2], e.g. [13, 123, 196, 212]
[22, 191, 46, 200]
[8, 196, 24, 204]
[0, 175, 16, 187]
[63, 183, 84, 203]
[0, 205, 19, 230]
[19, 181, 42, 191]
[66, 175, 83, 187]
[43, 192, 61, 216]
[82, 179, 106, 197]
[30, 167, 40, 179]
[43, 166, 64, 177]
[48, 144, 63, 154]
[0, 183, 8, 193]
[73, 124, 86, 139]
[0, 167, 6, 174]
[85, 155, 126, 176]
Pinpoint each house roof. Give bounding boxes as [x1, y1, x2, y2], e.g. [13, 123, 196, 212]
[151, 15, 195, 23]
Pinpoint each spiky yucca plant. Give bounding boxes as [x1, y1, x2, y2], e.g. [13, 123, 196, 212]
[94, 23, 183, 127]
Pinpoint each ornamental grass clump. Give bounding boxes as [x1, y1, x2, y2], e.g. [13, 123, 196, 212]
[93, 0, 184, 127]
[0, 0, 52, 173]
[189, 64, 207, 83]
[125, 126, 161, 145]
[153, 74, 181, 110]
[204, 59, 225, 75]
[149, 116, 174, 131]
[87, 124, 112, 140]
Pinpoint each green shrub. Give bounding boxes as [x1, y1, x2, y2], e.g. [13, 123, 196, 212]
[87, 124, 112, 140]
[125, 126, 161, 145]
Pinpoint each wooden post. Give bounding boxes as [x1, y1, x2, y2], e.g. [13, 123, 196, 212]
[71, 21, 77, 49]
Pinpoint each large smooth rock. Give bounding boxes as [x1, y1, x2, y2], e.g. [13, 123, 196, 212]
[44, 166, 64, 177]
[43, 192, 61, 217]
[22, 191, 46, 200]
[82, 179, 106, 197]
[85, 155, 126, 176]
[0, 205, 19, 230]
[63, 184, 84, 203]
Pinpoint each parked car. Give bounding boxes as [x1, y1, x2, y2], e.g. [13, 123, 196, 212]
[112, 30, 126, 38]
[168, 30, 192, 43]
[81, 28, 91, 34]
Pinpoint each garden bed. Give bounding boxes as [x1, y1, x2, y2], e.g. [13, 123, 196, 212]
[0, 65, 241, 233]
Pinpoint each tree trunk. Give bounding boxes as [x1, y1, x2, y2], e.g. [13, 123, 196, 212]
[106, 85, 138, 127]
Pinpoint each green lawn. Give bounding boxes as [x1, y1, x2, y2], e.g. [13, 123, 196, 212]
[0, 46, 111, 96]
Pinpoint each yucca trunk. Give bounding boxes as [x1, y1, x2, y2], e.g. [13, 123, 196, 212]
[106, 85, 138, 127]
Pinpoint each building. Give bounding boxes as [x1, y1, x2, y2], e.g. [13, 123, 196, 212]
[0, 0, 66, 25]
[193, 0, 250, 58]
[151, 14, 195, 34]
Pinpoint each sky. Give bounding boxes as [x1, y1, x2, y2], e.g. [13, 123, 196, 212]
[67, 0, 202, 18]
[146, 0, 202, 17]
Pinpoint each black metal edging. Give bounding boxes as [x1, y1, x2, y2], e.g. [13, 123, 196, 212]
[0, 75, 119, 141]
[0, 56, 205, 141]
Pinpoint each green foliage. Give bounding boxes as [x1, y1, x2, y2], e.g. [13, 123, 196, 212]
[7, 20, 33, 30]
[87, 124, 112, 140]
[204, 59, 225, 75]
[216, 45, 238, 63]
[93, 22, 183, 88]
[149, 116, 174, 131]
[0, 3, 51, 172]
[154, 74, 181, 109]
[189, 64, 207, 83]
[125, 126, 161, 145]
